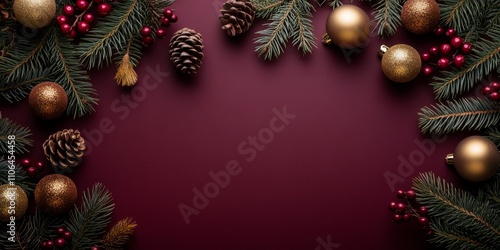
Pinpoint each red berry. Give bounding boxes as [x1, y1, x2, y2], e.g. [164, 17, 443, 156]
[56, 227, 66, 236]
[63, 5, 75, 16]
[490, 82, 500, 90]
[462, 42, 473, 54]
[446, 28, 456, 38]
[418, 217, 429, 226]
[388, 201, 398, 211]
[403, 213, 411, 222]
[429, 46, 439, 55]
[40, 241, 48, 249]
[450, 36, 463, 48]
[453, 54, 465, 68]
[156, 28, 167, 38]
[55, 237, 66, 248]
[161, 17, 170, 27]
[406, 190, 416, 200]
[396, 203, 406, 214]
[170, 13, 178, 23]
[63, 231, 72, 240]
[396, 190, 406, 199]
[423, 66, 433, 76]
[482, 86, 493, 95]
[97, 3, 111, 16]
[392, 214, 403, 223]
[77, 21, 90, 34]
[438, 58, 450, 69]
[26, 166, 37, 177]
[142, 36, 153, 46]
[440, 43, 452, 55]
[83, 13, 95, 24]
[434, 27, 445, 36]
[20, 158, 31, 168]
[427, 229, 434, 237]
[45, 240, 54, 249]
[421, 52, 431, 62]
[60, 24, 72, 34]
[75, 0, 89, 11]
[91, 246, 101, 250]
[69, 29, 78, 39]
[163, 8, 173, 19]
[56, 15, 67, 26]
[140, 26, 152, 37]
[418, 206, 428, 216]
[490, 92, 500, 101]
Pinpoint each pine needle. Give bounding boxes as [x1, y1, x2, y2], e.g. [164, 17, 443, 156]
[372, 0, 403, 37]
[102, 218, 138, 250]
[0, 117, 32, 154]
[0, 157, 36, 196]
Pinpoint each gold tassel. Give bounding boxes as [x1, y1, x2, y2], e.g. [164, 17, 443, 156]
[115, 53, 138, 87]
[102, 217, 138, 250]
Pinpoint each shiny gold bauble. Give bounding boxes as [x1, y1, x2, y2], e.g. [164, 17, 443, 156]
[35, 174, 78, 214]
[323, 4, 370, 49]
[401, 0, 440, 34]
[29, 82, 68, 120]
[13, 0, 56, 29]
[0, 184, 28, 222]
[379, 44, 421, 83]
[447, 136, 500, 182]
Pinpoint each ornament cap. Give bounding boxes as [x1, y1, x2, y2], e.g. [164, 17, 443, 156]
[445, 154, 454, 165]
[322, 33, 332, 45]
[379, 45, 389, 57]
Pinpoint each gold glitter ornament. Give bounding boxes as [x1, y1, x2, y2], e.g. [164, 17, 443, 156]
[401, 0, 440, 34]
[13, 0, 56, 29]
[446, 136, 500, 182]
[35, 174, 77, 214]
[0, 184, 28, 222]
[322, 4, 370, 49]
[379, 44, 421, 83]
[29, 82, 68, 120]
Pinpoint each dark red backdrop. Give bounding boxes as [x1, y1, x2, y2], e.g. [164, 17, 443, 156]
[2, 1, 477, 249]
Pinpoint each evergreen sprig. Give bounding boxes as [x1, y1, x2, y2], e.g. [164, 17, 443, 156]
[0, 157, 36, 195]
[254, 0, 316, 60]
[439, 0, 488, 36]
[372, 0, 403, 37]
[486, 126, 500, 147]
[66, 183, 115, 250]
[102, 217, 138, 250]
[0, 117, 32, 154]
[418, 97, 500, 134]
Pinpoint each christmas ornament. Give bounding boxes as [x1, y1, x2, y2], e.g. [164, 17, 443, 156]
[43, 129, 86, 172]
[219, 0, 256, 36]
[28, 82, 68, 120]
[401, 0, 440, 34]
[35, 174, 78, 214]
[170, 28, 204, 75]
[0, 184, 28, 222]
[379, 44, 421, 83]
[12, 0, 56, 29]
[445, 136, 500, 182]
[322, 4, 370, 49]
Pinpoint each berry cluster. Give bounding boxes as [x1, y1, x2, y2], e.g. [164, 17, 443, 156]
[140, 8, 178, 47]
[482, 82, 500, 101]
[20, 158, 44, 177]
[421, 27, 473, 76]
[388, 189, 433, 237]
[40, 227, 72, 249]
[56, 0, 112, 39]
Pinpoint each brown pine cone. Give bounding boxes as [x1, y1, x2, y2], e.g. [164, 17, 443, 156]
[169, 28, 204, 75]
[43, 129, 86, 173]
[219, 0, 255, 36]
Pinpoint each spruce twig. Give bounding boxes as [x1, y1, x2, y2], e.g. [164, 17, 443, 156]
[0, 117, 32, 154]
[102, 218, 138, 250]
[0, 157, 36, 196]
[372, 0, 403, 37]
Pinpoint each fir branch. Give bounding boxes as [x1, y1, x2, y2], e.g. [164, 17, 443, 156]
[439, 0, 488, 35]
[0, 157, 36, 196]
[486, 126, 500, 147]
[66, 183, 115, 250]
[0, 117, 32, 154]
[291, 0, 316, 56]
[254, 0, 286, 19]
[418, 97, 500, 134]
[413, 172, 500, 248]
[431, 27, 500, 100]
[429, 219, 495, 250]
[372, 0, 403, 37]
[102, 218, 138, 250]
[329, 0, 343, 8]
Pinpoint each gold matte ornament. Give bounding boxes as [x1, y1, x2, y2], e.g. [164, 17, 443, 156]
[0, 184, 28, 222]
[401, 0, 440, 34]
[322, 4, 370, 49]
[379, 44, 421, 83]
[13, 0, 56, 29]
[35, 174, 78, 214]
[446, 136, 500, 182]
[29, 82, 68, 120]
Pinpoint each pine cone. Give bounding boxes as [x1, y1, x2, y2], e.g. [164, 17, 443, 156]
[43, 129, 86, 172]
[219, 0, 255, 36]
[169, 28, 204, 75]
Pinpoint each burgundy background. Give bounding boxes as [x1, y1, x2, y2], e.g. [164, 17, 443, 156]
[1, 1, 484, 249]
